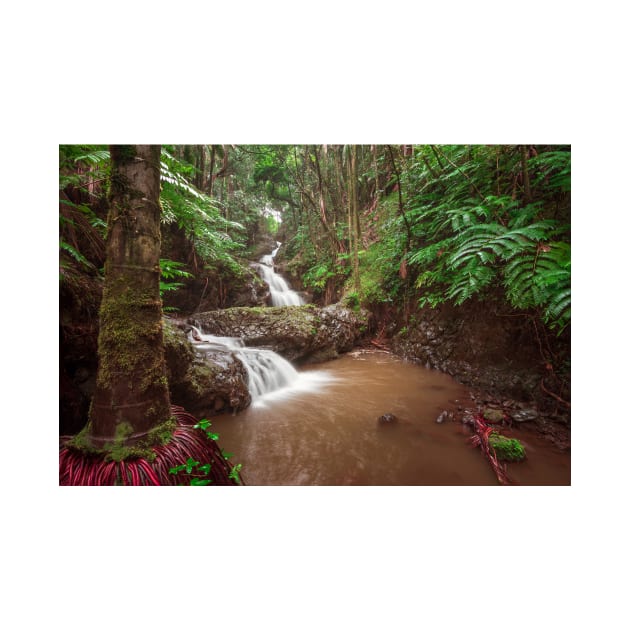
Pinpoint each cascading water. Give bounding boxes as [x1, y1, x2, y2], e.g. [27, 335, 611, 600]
[257, 242, 304, 306]
[189, 326, 332, 407]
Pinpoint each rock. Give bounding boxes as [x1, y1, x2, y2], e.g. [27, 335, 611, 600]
[378, 413, 397, 424]
[483, 408, 505, 424]
[163, 319, 251, 417]
[190, 303, 370, 364]
[488, 432, 526, 462]
[512, 408, 538, 423]
[388, 299, 570, 423]
[461, 412, 475, 425]
[436, 410, 454, 423]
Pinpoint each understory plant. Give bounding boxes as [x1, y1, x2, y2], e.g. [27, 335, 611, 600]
[168, 418, 243, 485]
[404, 145, 570, 333]
[59, 406, 242, 486]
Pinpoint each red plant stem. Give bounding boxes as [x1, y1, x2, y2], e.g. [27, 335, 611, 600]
[59, 405, 240, 486]
[470, 413, 512, 485]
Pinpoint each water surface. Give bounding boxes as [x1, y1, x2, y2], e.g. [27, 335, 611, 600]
[212, 349, 570, 485]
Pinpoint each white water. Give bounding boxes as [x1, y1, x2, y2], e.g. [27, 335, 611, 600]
[258, 242, 304, 307]
[189, 326, 333, 408]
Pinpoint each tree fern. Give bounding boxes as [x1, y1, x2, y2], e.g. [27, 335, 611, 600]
[401, 145, 570, 333]
[73, 149, 110, 165]
[503, 242, 570, 330]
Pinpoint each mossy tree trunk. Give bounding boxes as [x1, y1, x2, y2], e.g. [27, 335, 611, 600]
[87, 144, 172, 449]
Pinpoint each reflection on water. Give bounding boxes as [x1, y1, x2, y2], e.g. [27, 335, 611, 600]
[212, 350, 570, 486]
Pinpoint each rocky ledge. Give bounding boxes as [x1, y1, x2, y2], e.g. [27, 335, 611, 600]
[187, 303, 370, 364]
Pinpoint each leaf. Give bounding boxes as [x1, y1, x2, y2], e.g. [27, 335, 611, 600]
[74, 150, 110, 165]
[185, 458, 200, 474]
[191, 479, 212, 486]
[198, 463, 212, 475]
[229, 463, 243, 484]
[193, 419, 212, 430]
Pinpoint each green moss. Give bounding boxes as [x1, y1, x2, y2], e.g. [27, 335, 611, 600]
[68, 416, 177, 462]
[488, 432, 526, 462]
[96, 277, 167, 395]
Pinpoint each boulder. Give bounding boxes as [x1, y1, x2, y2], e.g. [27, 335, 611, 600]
[189, 303, 370, 364]
[163, 319, 251, 417]
[483, 408, 505, 424]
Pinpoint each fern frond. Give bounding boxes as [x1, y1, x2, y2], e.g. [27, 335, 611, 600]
[60, 240, 95, 269]
[74, 150, 110, 165]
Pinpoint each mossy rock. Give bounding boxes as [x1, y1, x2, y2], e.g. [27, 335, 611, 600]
[488, 432, 526, 462]
[190, 303, 369, 364]
[483, 408, 504, 424]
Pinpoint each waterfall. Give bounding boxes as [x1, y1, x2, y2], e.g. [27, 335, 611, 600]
[189, 326, 332, 407]
[258, 242, 304, 306]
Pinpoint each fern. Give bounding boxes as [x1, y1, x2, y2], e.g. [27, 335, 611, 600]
[402, 146, 570, 333]
[503, 242, 570, 330]
[74, 150, 110, 165]
[60, 240, 95, 269]
[445, 262, 495, 304]
[528, 150, 571, 192]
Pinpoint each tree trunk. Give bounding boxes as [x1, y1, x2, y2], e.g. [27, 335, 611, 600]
[521, 144, 532, 204]
[88, 144, 171, 448]
[349, 145, 360, 291]
[207, 145, 216, 195]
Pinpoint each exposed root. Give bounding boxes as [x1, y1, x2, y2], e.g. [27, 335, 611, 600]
[468, 413, 513, 485]
[59, 405, 241, 486]
[540, 377, 571, 408]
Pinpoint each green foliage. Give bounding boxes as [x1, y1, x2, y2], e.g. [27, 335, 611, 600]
[488, 432, 526, 462]
[265, 214, 280, 235]
[403, 145, 570, 332]
[168, 419, 243, 486]
[60, 239, 95, 270]
[229, 463, 243, 485]
[159, 259, 193, 294]
[304, 260, 337, 291]
[158, 259, 194, 312]
[160, 148, 246, 267]
[528, 150, 571, 192]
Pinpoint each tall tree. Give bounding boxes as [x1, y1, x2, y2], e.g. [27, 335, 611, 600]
[89, 144, 171, 446]
[60, 145, 239, 485]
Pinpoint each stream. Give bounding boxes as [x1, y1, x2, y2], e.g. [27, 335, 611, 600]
[210, 348, 571, 486]
[193, 244, 570, 486]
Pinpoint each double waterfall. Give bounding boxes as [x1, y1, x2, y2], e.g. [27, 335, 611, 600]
[190, 243, 330, 405]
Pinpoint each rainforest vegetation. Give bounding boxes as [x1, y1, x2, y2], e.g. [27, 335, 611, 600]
[59, 144, 570, 485]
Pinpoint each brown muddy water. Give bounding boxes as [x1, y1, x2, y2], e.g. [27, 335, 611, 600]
[211, 349, 570, 485]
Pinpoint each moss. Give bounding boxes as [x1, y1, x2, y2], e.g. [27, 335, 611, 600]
[488, 432, 526, 462]
[68, 416, 177, 462]
[95, 277, 167, 395]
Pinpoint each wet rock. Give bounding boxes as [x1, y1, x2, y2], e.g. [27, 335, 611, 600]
[483, 408, 505, 424]
[190, 303, 370, 364]
[389, 299, 570, 431]
[378, 413, 397, 424]
[461, 412, 475, 426]
[512, 408, 538, 423]
[436, 410, 454, 423]
[163, 319, 251, 417]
